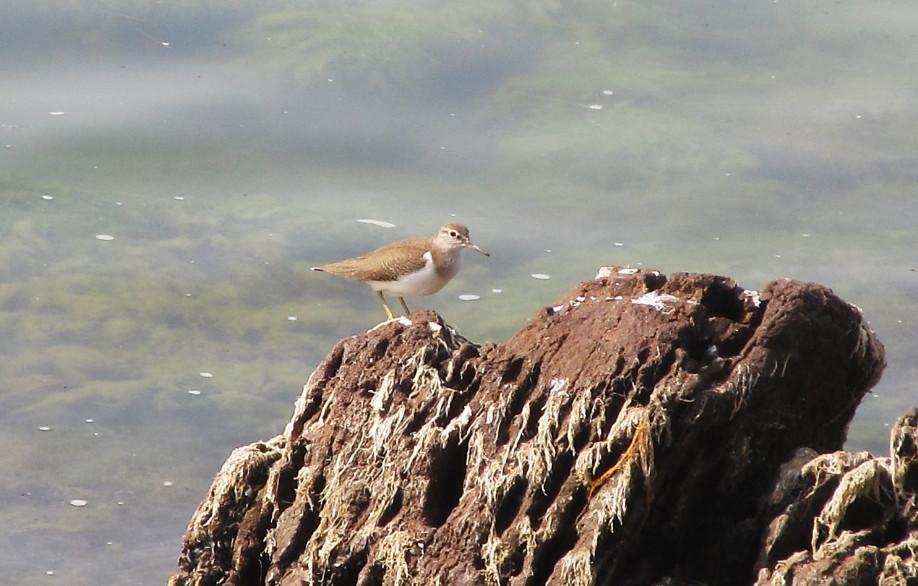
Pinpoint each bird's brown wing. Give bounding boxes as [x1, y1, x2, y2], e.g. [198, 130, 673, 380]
[315, 238, 430, 282]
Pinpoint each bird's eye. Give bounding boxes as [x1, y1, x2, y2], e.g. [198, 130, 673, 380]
[449, 230, 458, 238]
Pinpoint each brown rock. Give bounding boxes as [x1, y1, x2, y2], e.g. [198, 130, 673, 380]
[169, 268, 888, 586]
[757, 408, 918, 586]
[754, 406, 918, 586]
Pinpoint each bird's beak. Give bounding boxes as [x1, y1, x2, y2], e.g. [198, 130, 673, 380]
[467, 242, 490, 257]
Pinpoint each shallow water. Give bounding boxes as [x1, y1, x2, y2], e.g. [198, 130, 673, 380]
[2, 1, 917, 583]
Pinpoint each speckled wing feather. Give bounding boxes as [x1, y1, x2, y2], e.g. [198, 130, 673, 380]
[316, 237, 431, 282]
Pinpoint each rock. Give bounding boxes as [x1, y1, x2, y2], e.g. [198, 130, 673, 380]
[754, 407, 918, 586]
[168, 268, 889, 586]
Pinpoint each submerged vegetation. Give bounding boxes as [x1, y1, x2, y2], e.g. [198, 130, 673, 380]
[1, 1, 917, 582]
[2, 0, 914, 450]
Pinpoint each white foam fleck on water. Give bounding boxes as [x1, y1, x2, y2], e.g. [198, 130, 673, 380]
[199, 372, 213, 378]
[531, 273, 550, 280]
[69, 499, 88, 507]
[458, 294, 480, 301]
[357, 219, 396, 228]
[95, 234, 114, 241]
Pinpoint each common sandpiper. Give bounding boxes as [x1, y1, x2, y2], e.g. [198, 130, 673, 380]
[312, 223, 489, 320]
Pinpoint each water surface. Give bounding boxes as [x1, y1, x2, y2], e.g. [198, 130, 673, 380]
[2, 1, 917, 583]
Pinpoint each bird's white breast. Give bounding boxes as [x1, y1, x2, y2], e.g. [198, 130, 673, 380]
[368, 251, 459, 296]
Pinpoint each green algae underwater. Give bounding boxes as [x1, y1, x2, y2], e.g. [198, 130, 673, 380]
[2, 1, 918, 583]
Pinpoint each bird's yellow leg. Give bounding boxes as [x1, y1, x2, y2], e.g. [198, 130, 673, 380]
[398, 297, 411, 316]
[376, 290, 396, 320]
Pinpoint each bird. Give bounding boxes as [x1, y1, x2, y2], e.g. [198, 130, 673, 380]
[312, 223, 489, 320]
